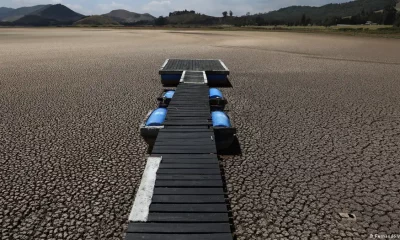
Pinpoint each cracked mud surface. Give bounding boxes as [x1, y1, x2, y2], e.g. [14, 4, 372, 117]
[1, 29, 399, 239]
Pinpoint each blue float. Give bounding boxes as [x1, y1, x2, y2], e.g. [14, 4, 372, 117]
[212, 111, 231, 127]
[209, 88, 223, 99]
[145, 108, 167, 126]
[163, 90, 175, 99]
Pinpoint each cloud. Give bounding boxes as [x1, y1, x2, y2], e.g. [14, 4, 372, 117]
[142, 0, 172, 15]
[65, 3, 89, 14]
[65, 3, 82, 10]
[97, 1, 131, 12]
[11, 0, 61, 6]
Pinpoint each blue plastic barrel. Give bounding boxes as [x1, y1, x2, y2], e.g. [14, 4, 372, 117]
[209, 88, 223, 99]
[163, 90, 175, 99]
[146, 108, 167, 126]
[212, 111, 231, 127]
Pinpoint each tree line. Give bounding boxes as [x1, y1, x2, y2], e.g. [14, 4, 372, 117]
[152, 3, 400, 27]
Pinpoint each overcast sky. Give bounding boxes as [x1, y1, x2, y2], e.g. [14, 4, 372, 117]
[2, 0, 352, 16]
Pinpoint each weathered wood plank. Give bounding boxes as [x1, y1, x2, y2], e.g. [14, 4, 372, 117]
[125, 233, 233, 240]
[158, 164, 220, 169]
[156, 175, 221, 180]
[155, 180, 223, 187]
[149, 204, 227, 213]
[127, 222, 231, 233]
[156, 169, 220, 174]
[151, 195, 225, 203]
[147, 213, 229, 222]
[153, 187, 224, 195]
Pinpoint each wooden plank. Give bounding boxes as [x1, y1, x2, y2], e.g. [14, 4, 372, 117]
[162, 125, 209, 128]
[153, 187, 224, 195]
[127, 222, 230, 233]
[151, 195, 225, 203]
[156, 175, 221, 180]
[163, 123, 212, 127]
[156, 169, 220, 175]
[167, 105, 209, 108]
[152, 154, 218, 159]
[149, 204, 227, 213]
[166, 115, 210, 118]
[152, 145, 217, 153]
[158, 164, 220, 169]
[155, 180, 223, 187]
[165, 111, 210, 114]
[152, 149, 216, 154]
[166, 113, 210, 116]
[125, 233, 233, 240]
[154, 143, 215, 148]
[152, 146, 216, 152]
[154, 139, 213, 144]
[160, 158, 218, 164]
[157, 132, 212, 136]
[155, 139, 214, 143]
[165, 118, 211, 122]
[157, 132, 213, 137]
[154, 143, 215, 147]
[156, 136, 213, 140]
[167, 108, 209, 110]
[147, 213, 229, 222]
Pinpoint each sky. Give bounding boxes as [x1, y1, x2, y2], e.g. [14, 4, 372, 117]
[2, 0, 353, 16]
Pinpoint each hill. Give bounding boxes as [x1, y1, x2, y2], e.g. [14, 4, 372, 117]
[0, 7, 13, 19]
[13, 15, 57, 26]
[30, 4, 83, 22]
[257, 0, 395, 24]
[103, 9, 155, 23]
[0, 5, 49, 22]
[74, 15, 121, 26]
[167, 13, 218, 25]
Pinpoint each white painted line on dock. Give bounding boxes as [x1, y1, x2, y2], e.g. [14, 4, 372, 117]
[160, 59, 169, 70]
[203, 71, 208, 84]
[219, 60, 230, 72]
[128, 156, 162, 222]
[180, 71, 186, 83]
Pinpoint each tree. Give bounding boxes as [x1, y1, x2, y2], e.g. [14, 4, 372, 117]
[306, 17, 312, 25]
[155, 16, 168, 26]
[229, 10, 233, 17]
[300, 13, 306, 26]
[394, 13, 400, 27]
[222, 11, 228, 17]
[323, 16, 337, 27]
[255, 15, 265, 26]
[382, 5, 397, 25]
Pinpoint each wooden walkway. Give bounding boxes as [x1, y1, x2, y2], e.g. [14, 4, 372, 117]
[160, 59, 229, 75]
[126, 60, 233, 240]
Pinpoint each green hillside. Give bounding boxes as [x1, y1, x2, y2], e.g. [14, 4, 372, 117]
[0, 5, 49, 22]
[102, 9, 155, 23]
[167, 13, 218, 25]
[31, 4, 83, 22]
[13, 15, 57, 26]
[258, 0, 396, 24]
[0, 7, 13, 19]
[74, 15, 121, 26]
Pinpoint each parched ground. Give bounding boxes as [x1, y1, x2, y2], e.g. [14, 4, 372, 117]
[0, 28, 399, 240]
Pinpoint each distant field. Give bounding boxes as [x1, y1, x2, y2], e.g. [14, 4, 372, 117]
[239, 25, 400, 38]
[106, 24, 400, 38]
[3, 24, 399, 38]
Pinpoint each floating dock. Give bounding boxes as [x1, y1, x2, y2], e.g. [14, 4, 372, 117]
[159, 59, 230, 86]
[126, 59, 235, 240]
